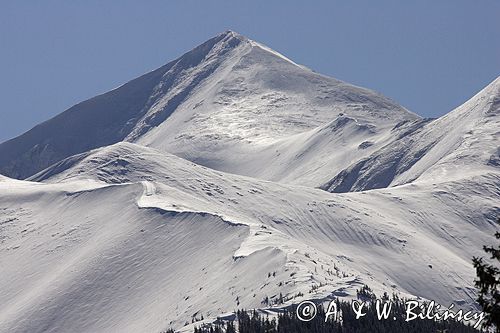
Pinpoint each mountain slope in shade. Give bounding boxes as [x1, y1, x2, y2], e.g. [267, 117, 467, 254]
[0, 31, 416, 182]
[0, 141, 495, 332]
[321, 76, 500, 192]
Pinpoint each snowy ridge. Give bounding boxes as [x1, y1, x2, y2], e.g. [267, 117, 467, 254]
[0, 31, 498, 332]
[322, 76, 500, 192]
[2, 140, 497, 331]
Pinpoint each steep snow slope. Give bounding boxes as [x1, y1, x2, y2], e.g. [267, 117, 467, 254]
[134, 32, 418, 184]
[0, 31, 416, 182]
[322, 77, 500, 192]
[0, 142, 494, 332]
[0, 31, 242, 178]
[402, 76, 500, 184]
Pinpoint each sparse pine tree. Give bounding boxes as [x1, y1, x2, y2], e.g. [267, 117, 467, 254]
[473, 217, 500, 332]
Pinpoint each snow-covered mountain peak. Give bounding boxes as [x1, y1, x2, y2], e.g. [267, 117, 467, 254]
[0, 31, 417, 180]
[218, 29, 247, 41]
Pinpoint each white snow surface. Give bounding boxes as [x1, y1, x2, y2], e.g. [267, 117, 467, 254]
[0, 31, 498, 332]
[2, 139, 499, 332]
[132, 31, 419, 187]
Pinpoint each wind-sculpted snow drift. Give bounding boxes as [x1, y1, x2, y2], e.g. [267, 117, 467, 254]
[0, 31, 498, 332]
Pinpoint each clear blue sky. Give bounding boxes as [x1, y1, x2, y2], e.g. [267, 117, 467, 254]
[1, 1, 499, 143]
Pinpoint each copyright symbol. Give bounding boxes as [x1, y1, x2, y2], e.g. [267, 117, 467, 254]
[296, 300, 317, 321]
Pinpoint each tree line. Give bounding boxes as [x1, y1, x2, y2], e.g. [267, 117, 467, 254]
[172, 296, 480, 333]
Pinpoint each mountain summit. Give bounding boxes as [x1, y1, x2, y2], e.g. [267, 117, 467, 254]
[0, 31, 415, 180]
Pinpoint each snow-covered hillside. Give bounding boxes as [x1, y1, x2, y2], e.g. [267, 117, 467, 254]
[0, 31, 498, 332]
[0, 140, 497, 332]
